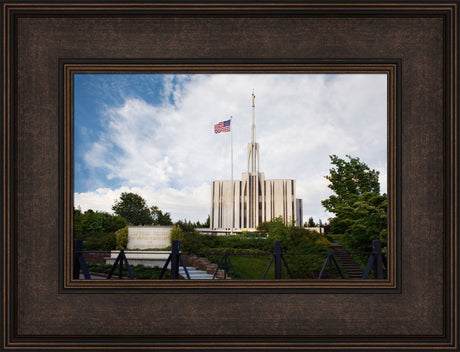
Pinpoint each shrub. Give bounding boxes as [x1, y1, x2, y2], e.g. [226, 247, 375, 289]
[265, 217, 288, 242]
[115, 226, 128, 250]
[170, 225, 184, 243]
[328, 234, 345, 243]
[83, 232, 116, 251]
[177, 232, 273, 255]
[315, 237, 332, 247]
[170, 225, 332, 279]
[256, 221, 270, 234]
[285, 253, 327, 279]
[86, 262, 173, 279]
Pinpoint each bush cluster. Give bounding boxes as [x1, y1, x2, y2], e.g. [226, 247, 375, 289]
[178, 232, 273, 255]
[74, 208, 127, 251]
[83, 232, 117, 251]
[115, 226, 128, 250]
[175, 217, 332, 279]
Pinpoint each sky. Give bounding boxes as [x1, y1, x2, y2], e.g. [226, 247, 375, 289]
[73, 73, 387, 225]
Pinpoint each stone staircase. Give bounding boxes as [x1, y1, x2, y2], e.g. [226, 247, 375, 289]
[332, 244, 364, 279]
[179, 266, 215, 280]
[180, 254, 228, 280]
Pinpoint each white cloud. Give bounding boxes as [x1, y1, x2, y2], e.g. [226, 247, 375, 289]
[75, 74, 387, 224]
[74, 185, 210, 223]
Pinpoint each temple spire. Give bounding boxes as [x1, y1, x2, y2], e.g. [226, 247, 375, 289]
[247, 91, 260, 174]
[251, 90, 256, 144]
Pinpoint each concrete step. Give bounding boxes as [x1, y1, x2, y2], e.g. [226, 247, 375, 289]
[333, 245, 364, 278]
[179, 266, 215, 280]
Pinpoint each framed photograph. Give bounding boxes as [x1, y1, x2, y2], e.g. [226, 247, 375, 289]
[69, 67, 394, 287]
[2, 1, 458, 350]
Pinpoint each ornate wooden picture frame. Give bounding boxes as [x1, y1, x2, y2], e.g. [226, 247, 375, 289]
[2, 1, 458, 350]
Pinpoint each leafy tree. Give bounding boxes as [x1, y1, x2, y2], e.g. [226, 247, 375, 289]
[307, 217, 316, 227]
[112, 192, 152, 225]
[74, 208, 127, 237]
[341, 192, 387, 249]
[73, 208, 84, 236]
[322, 155, 381, 234]
[150, 205, 173, 225]
[321, 154, 387, 260]
[322, 155, 380, 207]
[175, 219, 197, 232]
[203, 215, 210, 228]
[73, 208, 127, 251]
[195, 215, 211, 228]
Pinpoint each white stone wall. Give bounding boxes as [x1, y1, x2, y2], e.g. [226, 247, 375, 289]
[126, 226, 172, 250]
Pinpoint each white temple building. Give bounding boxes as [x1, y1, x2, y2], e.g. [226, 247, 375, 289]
[210, 93, 303, 231]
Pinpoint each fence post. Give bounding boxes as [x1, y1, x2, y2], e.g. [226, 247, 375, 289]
[223, 253, 228, 279]
[274, 240, 282, 279]
[170, 240, 180, 279]
[329, 252, 333, 278]
[118, 250, 124, 279]
[373, 239, 383, 279]
[73, 239, 90, 279]
[73, 239, 82, 279]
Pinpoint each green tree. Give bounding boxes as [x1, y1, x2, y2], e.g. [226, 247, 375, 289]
[74, 208, 127, 237]
[73, 208, 127, 251]
[307, 217, 316, 227]
[195, 215, 211, 228]
[322, 155, 381, 234]
[73, 207, 84, 237]
[174, 219, 196, 232]
[203, 215, 210, 228]
[150, 205, 173, 225]
[112, 192, 152, 225]
[321, 154, 387, 258]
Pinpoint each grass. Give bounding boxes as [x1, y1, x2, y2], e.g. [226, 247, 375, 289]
[213, 254, 334, 279]
[224, 255, 274, 279]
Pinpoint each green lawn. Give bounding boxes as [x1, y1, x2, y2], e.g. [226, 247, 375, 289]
[213, 254, 332, 279]
[223, 255, 274, 279]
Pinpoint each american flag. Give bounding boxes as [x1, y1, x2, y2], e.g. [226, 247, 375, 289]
[214, 119, 231, 133]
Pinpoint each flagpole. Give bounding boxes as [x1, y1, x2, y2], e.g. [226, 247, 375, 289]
[230, 116, 234, 236]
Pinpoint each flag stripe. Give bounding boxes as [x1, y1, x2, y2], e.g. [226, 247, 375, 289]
[214, 119, 231, 133]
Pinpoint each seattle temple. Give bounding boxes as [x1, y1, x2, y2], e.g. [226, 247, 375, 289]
[210, 93, 303, 232]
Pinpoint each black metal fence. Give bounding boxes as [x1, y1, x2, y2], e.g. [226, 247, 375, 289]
[74, 239, 386, 280]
